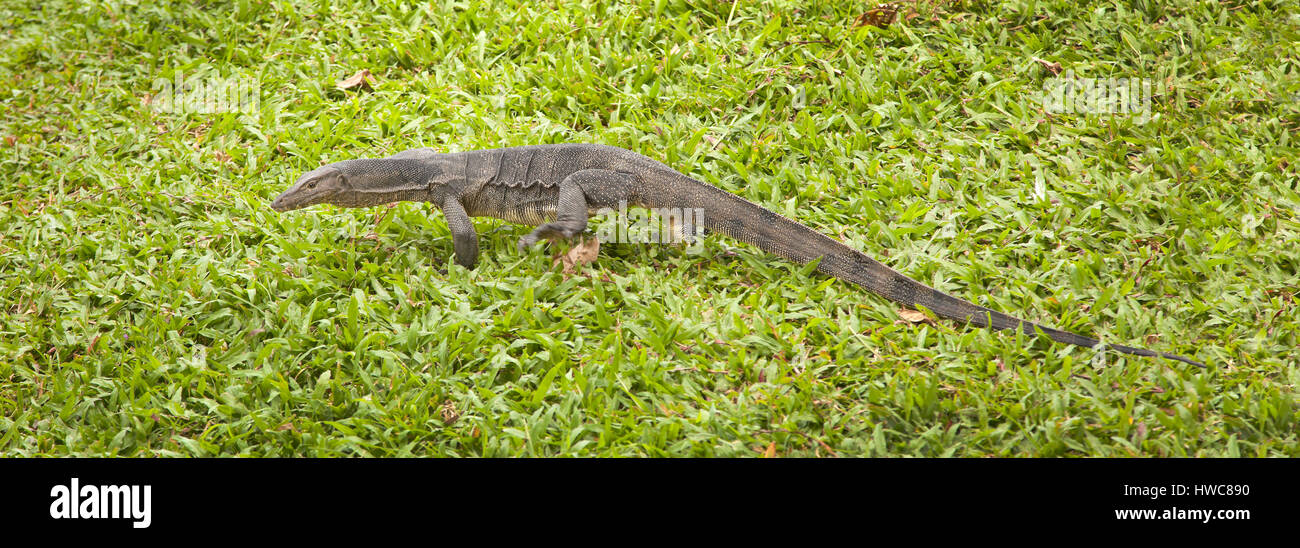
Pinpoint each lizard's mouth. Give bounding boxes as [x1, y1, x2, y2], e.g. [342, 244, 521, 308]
[270, 193, 309, 212]
[269, 196, 294, 212]
[272, 166, 344, 213]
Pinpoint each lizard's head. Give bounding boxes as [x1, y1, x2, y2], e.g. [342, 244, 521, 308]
[271, 165, 350, 212]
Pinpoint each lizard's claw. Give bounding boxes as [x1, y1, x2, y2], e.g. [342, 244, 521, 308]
[519, 222, 581, 252]
[517, 234, 540, 252]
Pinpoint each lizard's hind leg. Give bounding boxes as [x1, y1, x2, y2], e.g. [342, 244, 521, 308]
[517, 169, 633, 251]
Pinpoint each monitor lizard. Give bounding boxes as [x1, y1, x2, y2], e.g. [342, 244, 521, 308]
[270, 143, 1204, 367]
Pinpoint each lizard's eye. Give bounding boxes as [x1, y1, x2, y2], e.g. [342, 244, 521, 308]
[308, 182, 317, 189]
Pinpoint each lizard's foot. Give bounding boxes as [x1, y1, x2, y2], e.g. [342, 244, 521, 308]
[517, 222, 583, 252]
[517, 234, 540, 252]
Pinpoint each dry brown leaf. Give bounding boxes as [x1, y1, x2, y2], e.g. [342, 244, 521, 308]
[440, 402, 460, 425]
[3, 135, 14, 147]
[763, 442, 777, 458]
[1032, 57, 1063, 75]
[853, 5, 898, 28]
[898, 309, 934, 325]
[338, 69, 374, 90]
[553, 237, 600, 274]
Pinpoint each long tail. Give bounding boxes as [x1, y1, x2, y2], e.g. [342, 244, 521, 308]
[638, 169, 1204, 368]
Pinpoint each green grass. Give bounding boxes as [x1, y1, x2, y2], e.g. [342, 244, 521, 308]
[1, 0, 1297, 457]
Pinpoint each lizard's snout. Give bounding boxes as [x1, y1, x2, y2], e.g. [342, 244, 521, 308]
[272, 165, 343, 213]
[270, 191, 302, 212]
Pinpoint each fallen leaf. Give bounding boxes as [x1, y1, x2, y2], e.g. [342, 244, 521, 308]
[440, 402, 460, 425]
[3, 135, 15, 147]
[898, 309, 934, 325]
[553, 237, 600, 275]
[338, 69, 374, 90]
[763, 442, 777, 458]
[853, 5, 898, 29]
[1032, 57, 1063, 75]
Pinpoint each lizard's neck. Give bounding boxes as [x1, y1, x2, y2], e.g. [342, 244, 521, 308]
[332, 158, 436, 207]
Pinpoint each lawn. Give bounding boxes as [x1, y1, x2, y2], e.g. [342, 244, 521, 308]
[1, 0, 1297, 457]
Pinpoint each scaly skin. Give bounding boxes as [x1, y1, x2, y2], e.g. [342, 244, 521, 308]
[271, 144, 1205, 367]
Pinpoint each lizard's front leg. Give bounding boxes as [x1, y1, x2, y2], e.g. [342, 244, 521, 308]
[442, 195, 479, 268]
[516, 169, 634, 251]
